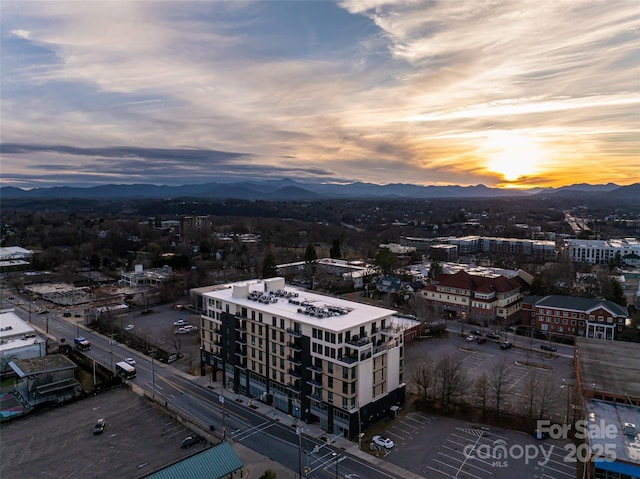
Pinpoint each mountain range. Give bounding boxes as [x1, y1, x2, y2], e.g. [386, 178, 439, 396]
[1, 179, 638, 201]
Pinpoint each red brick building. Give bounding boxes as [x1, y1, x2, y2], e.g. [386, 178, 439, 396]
[421, 270, 529, 325]
[525, 295, 628, 340]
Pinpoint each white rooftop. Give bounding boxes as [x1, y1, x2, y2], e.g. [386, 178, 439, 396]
[585, 399, 640, 466]
[0, 309, 36, 338]
[204, 278, 397, 332]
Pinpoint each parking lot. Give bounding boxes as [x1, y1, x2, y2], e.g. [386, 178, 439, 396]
[380, 412, 577, 479]
[0, 388, 205, 479]
[404, 332, 575, 421]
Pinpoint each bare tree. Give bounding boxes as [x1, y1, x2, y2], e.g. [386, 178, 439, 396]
[489, 358, 510, 418]
[413, 359, 436, 402]
[435, 354, 469, 411]
[520, 371, 540, 420]
[537, 376, 559, 420]
[473, 373, 490, 416]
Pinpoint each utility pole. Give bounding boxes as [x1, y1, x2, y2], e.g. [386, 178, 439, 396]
[151, 349, 157, 399]
[219, 391, 226, 441]
[110, 333, 114, 374]
[297, 424, 302, 478]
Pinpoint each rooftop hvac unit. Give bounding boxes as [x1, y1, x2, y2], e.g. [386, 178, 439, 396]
[624, 423, 636, 437]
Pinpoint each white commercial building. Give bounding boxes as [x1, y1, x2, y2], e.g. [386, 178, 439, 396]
[0, 310, 46, 374]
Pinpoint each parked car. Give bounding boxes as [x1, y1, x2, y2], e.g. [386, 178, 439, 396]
[93, 418, 106, 435]
[504, 326, 515, 332]
[183, 325, 197, 332]
[63, 312, 71, 317]
[466, 335, 477, 342]
[173, 319, 188, 326]
[372, 435, 394, 449]
[486, 332, 500, 340]
[175, 327, 188, 335]
[124, 357, 136, 366]
[180, 435, 202, 448]
[470, 329, 482, 336]
[500, 341, 513, 350]
[124, 324, 134, 331]
[476, 337, 486, 344]
[540, 344, 557, 352]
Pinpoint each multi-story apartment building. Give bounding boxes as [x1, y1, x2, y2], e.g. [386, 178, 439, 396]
[430, 235, 556, 260]
[180, 215, 213, 241]
[421, 270, 528, 325]
[199, 277, 405, 439]
[565, 238, 640, 265]
[525, 295, 628, 340]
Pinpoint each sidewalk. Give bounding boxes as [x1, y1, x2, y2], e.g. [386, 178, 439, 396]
[189, 375, 425, 479]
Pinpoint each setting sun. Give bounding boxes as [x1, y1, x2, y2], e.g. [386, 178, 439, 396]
[484, 132, 545, 182]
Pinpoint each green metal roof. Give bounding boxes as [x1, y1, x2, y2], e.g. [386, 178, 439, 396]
[144, 442, 243, 479]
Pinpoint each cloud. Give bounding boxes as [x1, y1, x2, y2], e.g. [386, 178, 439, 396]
[0, 0, 638, 189]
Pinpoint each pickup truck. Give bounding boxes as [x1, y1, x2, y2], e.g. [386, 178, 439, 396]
[74, 337, 91, 350]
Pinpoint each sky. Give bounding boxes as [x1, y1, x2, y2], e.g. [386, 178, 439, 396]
[1, 0, 638, 190]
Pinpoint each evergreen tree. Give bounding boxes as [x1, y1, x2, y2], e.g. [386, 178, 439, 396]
[374, 247, 397, 276]
[304, 244, 318, 288]
[329, 239, 341, 259]
[262, 251, 278, 278]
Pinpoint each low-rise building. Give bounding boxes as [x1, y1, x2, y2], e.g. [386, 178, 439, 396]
[0, 310, 46, 375]
[120, 264, 174, 288]
[9, 354, 80, 407]
[421, 270, 528, 325]
[199, 277, 405, 439]
[575, 337, 640, 478]
[528, 296, 628, 340]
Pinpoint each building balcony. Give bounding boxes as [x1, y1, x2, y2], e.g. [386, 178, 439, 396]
[235, 349, 247, 357]
[346, 336, 370, 348]
[286, 382, 301, 391]
[336, 355, 359, 365]
[308, 378, 323, 387]
[235, 324, 247, 332]
[287, 355, 302, 365]
[286, 341, 302, 352]
[287, 369, 302, 378]
[286, 328, 302, 337]
[373, 340, 397, 355]
[306, 364, 322, 373]
[235, 337, 247, 345]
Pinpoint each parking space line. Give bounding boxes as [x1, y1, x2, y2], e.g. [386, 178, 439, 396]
[538, 455, 576, 477]
[395, 420, 419, 431]
[389, 425, 416, 435]
[440, 444, 494, 468]
[402, 416, 427, 427]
